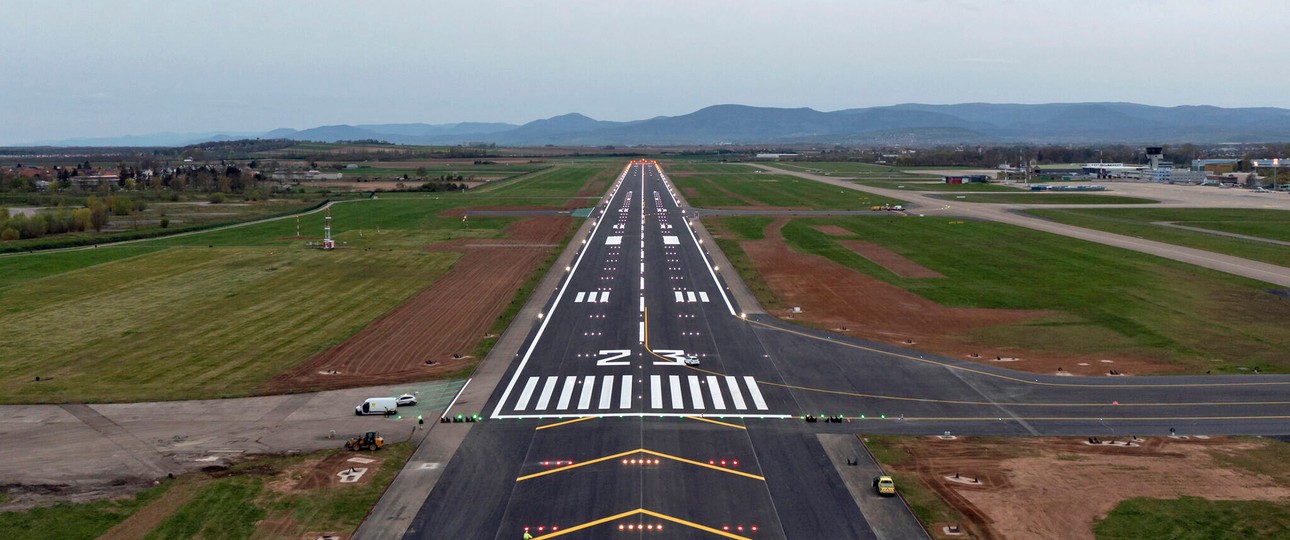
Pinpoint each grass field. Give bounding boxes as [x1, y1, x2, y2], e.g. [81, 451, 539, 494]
[0, 482, 171, 540]
[714, 215, 1290, 372]
[0, 443, 414, 540]
[663, 162, 901, 209]
[930, 192, 1159, 204]
[1028, 208, 1290, 268]
[0, 163, 618, 403]
[1094, 497, 1290, 539]
[858, 180, 1022, 192]
[862, 435, 964, 530]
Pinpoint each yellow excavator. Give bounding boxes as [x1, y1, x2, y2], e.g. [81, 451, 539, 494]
[344, 431, 384, 451]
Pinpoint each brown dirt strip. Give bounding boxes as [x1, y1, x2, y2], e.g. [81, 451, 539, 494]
[96, 477, 209, 540]
[263, 216, 570, 393]
[886, 436, 1290, 540]
[836, 240, 943, 279]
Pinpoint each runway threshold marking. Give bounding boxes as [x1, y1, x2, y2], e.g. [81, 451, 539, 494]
[684, 415, 746, 430]
[535, 416, 596, 431]
[516, 448, 764, 482]
[740, 317, 1290, 390]
[531, 508, 751, 540]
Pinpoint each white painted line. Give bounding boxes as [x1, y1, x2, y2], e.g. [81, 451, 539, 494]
[442, 378, 471, 416]
[688, 375, 705, 410]
[650, 375, 663, 409]
[601, 291, 610, 303]
[726, 376, 748, 410]
[606, 235, 622, 245]
[574, 291, 586, 303]
[495, 413, 793, 420]
[675, 291, 684, 303]
[534, 376, 558, 411]
[663, 235, 680, 245]
[489, 162, 629, 418]
[640, 277, 644, 289]
[620, 375, 633, 409]
[706, 375, 726, 409]
[514, 377, 539, 411]
[598, 375, 614, 410]
[556, 376, 577, 410]
[639, 296, 645, 312]
[578, 375, 596, 410]
[669, 375, 684, 409]
[656, 165, 737, 316]
[638, 321, 645, 343]
[699, 291, 709, 303]
[640, 262, 644, 274]
[687, 291, 697, 303]
[744, 376, 769, 410]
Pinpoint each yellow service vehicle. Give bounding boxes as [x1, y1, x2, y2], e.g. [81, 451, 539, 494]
[873, 475, 896, 496]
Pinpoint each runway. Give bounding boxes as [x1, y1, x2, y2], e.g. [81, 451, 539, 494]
[398, 162, 1290, 539]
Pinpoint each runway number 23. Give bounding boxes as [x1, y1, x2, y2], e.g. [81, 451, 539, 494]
[595, 349, 687, 366]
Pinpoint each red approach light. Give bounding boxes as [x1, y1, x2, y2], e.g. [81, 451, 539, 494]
[752, 525, 759, 532]
[619, 524, 625, 531]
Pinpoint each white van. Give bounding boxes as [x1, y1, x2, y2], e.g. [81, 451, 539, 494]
[355, 397, 399, 416]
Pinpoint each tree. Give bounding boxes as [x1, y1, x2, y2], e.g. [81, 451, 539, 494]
[416, 166, 428, 177]
[72, 208, 92, 231]
[0, 227, 17, 241]
[89, 200, 109, 232]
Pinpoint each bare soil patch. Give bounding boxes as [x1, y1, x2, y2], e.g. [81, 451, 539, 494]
[884, 436, 1290, 539]
[813, 225, 855, 237]
[741, 219, 1180, 375]
[264, 217, 569, 392]
[97, 478, 208, 540]
[838, 240, 943, 279]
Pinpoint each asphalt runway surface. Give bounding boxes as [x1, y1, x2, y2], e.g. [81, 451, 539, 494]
[401, 162, 1290, 539]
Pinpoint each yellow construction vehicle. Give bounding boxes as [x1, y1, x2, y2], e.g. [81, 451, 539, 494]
[344, 431, 384, 451]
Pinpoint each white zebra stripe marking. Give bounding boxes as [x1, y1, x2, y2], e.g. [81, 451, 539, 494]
[514, 377, 540, 411]
[688, 376, 705, 410]
[725, 376, 747, 410]
[744, 376, 768, 410]
[534, 377, 558, 411]
[556, 376, 577, 410]
[577, 375, 596, 410]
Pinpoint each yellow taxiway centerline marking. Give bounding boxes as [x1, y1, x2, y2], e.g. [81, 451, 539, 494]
[535, 416, 596, 431]
[685, 415, 747, 430]
[532, 508, 751, 540]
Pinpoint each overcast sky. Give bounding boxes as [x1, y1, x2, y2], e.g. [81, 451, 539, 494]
[3, 0, 1288, 144]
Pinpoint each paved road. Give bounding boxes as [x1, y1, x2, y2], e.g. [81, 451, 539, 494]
[754, 164, 1290, 287]
[391, 162, 1290, 540]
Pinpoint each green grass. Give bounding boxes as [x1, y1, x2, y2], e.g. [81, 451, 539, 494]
[929, 193, 1159, 204]
[1028, 208, 1290, 268]
[859, 180, 1022, 192]
[1093, 497, 1290, 540]
[145, 478, 265, 539]
[0, 163, 613, 403]
[669, 171, 901, 209]
[1206, 437, 1290, 483]
[0, 481, 173, 540]
[716, 215, 1290, 372]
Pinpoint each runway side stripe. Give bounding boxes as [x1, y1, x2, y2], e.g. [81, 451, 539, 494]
[574, 291, 585, 303]
[598, 375, 614, 410]
[620, 375, 633, 409]
[514, 377, 539, 411]
[655, 166, 737, 316]
[650, 375, 663, 409]
[578, 375, 596, 410]
[726, 376, 747, 410]
[556, 376, 577, 410]
[688, 376, 705, 410]
[489, 163, 630, 418]
[669, 375, 684, 409]
[744, 376, 768, 410]
[535, 376, 558, 411]
[706, 375, 726, 409]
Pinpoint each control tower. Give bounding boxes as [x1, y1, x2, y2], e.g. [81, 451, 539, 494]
[1146, 146, 1164, 170]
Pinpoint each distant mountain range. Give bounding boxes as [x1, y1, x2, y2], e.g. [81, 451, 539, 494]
[19, 102, 1290, 147]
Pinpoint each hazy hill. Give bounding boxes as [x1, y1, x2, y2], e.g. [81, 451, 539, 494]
[19, 103, 1290, 146]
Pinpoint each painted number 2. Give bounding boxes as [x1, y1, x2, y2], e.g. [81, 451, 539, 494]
[596, 349, 631, 366]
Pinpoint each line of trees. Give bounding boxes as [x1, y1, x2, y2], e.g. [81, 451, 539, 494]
[0, 196, 120, 240]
